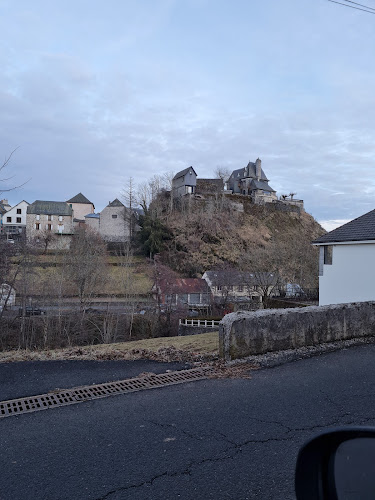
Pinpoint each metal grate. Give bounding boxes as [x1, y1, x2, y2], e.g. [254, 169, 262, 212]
[0, 367, 213, 419]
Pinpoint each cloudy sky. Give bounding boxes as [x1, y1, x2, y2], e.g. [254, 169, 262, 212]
[1, 0, 375, 228]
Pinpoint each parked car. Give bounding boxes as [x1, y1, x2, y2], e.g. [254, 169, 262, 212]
[18, 307, 45, 316]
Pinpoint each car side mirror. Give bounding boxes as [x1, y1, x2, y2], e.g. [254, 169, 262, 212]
[295, 427, 375, 499]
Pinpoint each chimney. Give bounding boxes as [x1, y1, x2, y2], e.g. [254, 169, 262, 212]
[1, 199, 8, 205]
[255, 158, 261, 180]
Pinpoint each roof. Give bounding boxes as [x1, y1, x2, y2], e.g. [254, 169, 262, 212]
[203, 270, 279, 286]
[246, 162, 269, 181]
[229, 163, 268, 182]
[250, 179, 276, 193]
[67, 193, 94, 205]
[313, 208, 375, 244]
[85, 213, 100, 219]
[173, 167, 197, 181]
[27, 200, 73, 216]
[107, 198, 125, 207]
[157, 278, 210, 295]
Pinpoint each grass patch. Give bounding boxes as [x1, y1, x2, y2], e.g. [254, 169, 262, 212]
[0, 331, 219, 364]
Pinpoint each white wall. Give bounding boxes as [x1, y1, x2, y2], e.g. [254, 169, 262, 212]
[319, 243, 375, 305]
[3, 201, 29, 227]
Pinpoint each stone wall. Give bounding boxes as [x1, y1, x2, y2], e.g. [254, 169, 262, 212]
[99, 205, 130, 242]
[219, 302, 375, 361]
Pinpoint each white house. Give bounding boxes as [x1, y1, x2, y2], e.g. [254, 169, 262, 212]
[2, 200, 29, 239]
[313, 209, 375, 306]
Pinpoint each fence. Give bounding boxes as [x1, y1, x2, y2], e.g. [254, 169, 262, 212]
[179, 319, 220, 328]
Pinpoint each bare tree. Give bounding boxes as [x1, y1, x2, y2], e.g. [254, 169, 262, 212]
[65, 227, 108, 313]
[121, 177, 137, 245]
[35, 229, 57, 254]
[214, 166, 231, 183]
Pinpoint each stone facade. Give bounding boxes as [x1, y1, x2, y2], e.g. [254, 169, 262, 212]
[26, 201, 74, 247]
[98, 199, 130, 243]
[84, 213, 100, 232]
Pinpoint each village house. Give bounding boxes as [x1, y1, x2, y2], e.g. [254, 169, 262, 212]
[172, 167, 197, 198]
[66, 193, 95, 227]
[1, 200, 29, 240]
[153, 278, 212, 311]
[313, 208, 375, 306]
[85, 198, 132, 243]
[202, 269, 280, 304]
[26, 200, 74, 248]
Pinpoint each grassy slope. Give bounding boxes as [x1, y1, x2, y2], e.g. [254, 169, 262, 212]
[0, 331, 219, 363]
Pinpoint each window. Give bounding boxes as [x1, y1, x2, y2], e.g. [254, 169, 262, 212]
[35, 223, 40, 230]
[16, 217, 21, 223]
[17, 209, 21, 214]
[189, 293, 201, 304]
[6, 217, 11, 223]
[47, 215, 52, 221]
[58, 216, 63, 222]
[46, 224, 52, 231]
[112, 214, 118, 219]
[36, 214, 40, 221]
[217, 285, 222, 291]
[324, 245, 333, 265]
[178, 294, 188, 304]
[238, 285, 243, 292]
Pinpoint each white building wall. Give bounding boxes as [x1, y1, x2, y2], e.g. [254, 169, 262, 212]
[3, 201, 29, 227]
[319, 243, 375, 305]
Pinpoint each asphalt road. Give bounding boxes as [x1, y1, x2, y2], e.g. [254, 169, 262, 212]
[1, 345, 375, 499]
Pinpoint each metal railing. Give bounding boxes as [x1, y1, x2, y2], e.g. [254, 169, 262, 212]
[179, 319, 220, 328]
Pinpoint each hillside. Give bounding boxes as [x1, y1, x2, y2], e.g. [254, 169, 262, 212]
[146, 194, 325, 288]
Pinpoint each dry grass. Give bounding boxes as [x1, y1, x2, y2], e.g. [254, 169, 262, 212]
[0, 331, 219, 364]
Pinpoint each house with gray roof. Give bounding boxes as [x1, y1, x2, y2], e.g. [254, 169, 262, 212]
[67, 193, 95, 224]
[84, 198, 133, 243]
[202, 269, 280, 305]
[172, 167, 197, 198]
[227, 158, 277, 204]
[26, 200, 74, 248]
[313, 208, 375, 305]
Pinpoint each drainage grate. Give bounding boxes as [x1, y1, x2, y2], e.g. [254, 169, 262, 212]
[0, 367, 213, 419]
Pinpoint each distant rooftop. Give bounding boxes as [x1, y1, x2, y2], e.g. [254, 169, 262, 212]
[67, 193, 94, 205]
[107, 198, 125, 207]
[313, 208, 375, 244]
[173, 167, 197, 180]
[27, 200, 73, 216]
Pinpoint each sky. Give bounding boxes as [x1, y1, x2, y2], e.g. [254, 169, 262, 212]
[1, 0, 375, 229]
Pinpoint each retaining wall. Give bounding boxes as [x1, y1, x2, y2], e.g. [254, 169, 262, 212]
[219, 302, 375, 361]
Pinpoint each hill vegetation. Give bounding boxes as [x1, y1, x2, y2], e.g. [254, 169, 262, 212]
[139, 193, 325, 289]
